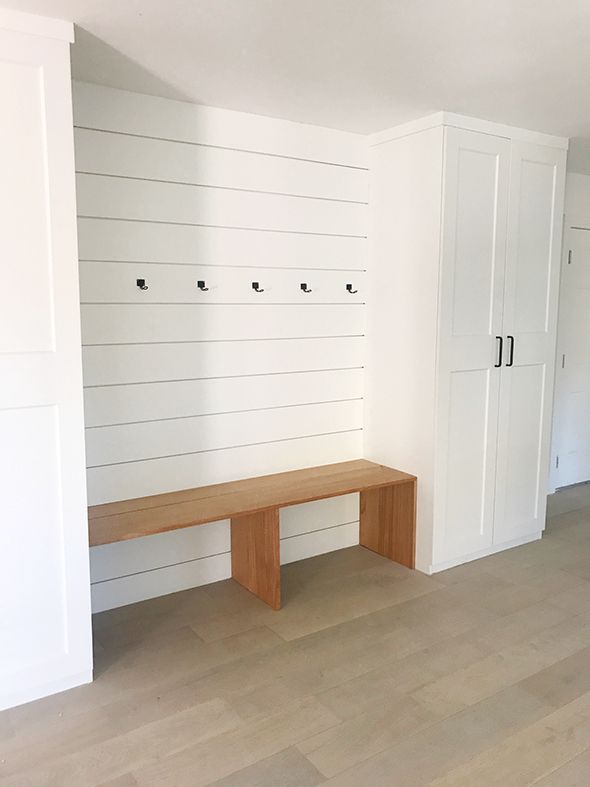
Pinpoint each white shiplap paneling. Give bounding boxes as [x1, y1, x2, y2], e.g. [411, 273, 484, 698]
[81, 303, 365, 344]
[74, 127, 368, 203]
[76, 173, 367, 236]
[79, 261, 366, 304]
[82, 336, 364, 387]
[86, 430, 363, 507]
[84, 368, 363, 427]
[75, 82, 368, 611]
[72, 81, 368, 168]
[86, 400, 363, 466]
[77, 217, 366, 270]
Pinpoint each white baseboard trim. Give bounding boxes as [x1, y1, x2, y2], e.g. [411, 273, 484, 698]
[0, 669, 93, 713]
[427, 532, 542, 574]
[91, 520, 359, 612]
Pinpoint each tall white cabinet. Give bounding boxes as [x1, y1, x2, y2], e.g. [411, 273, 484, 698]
[365, 113, 567, 573]
[0, 10, 92, 710]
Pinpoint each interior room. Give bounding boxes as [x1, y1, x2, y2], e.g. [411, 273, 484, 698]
[3, 2, 590, 785]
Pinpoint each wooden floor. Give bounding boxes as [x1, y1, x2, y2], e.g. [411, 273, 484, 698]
[4, 486, 590, 786]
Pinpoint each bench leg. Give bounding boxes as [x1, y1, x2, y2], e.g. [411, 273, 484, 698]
[231, 508, 281, 610]
[359, 480, 416, 568]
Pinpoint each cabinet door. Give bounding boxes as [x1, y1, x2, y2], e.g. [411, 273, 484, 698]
[493, 142, 566, 544]
[0, 23, 92, 710]
[434, 128, 510, 564]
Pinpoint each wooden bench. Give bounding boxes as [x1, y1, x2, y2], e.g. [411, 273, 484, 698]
[88, 459, 417, 610]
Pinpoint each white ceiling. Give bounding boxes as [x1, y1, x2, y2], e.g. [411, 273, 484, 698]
[7, 0, 590, 160]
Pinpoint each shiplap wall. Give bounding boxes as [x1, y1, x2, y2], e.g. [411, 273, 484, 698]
[73, 83, 368, 611]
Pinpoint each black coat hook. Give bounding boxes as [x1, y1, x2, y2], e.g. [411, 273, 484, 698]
[136, 278, 148, 290]
[252, 281, 265, 293]
[346, 283, 358, 294]
[300, 282, 312, 293]
[197, 280, 209, 291]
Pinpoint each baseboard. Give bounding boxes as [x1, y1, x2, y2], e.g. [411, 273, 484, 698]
[427, 531, 543, 574]
[0, 669, 93, 713]
[91, 520, 359, 612]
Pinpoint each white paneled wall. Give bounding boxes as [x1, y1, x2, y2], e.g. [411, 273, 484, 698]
[73, 83, 368, 611]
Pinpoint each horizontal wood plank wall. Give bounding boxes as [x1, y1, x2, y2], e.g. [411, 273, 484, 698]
[73, 82, 368, 612]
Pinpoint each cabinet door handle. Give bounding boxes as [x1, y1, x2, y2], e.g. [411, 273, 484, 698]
[506, 335, 515, 367]
[495, 336, 503, 367]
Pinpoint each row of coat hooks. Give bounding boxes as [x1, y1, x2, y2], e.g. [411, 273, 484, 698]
[136, 278, 359, 294]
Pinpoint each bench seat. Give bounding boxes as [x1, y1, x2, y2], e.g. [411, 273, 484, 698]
[88, 459, 416, 609]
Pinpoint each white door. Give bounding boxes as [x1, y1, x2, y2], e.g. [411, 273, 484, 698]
[434, 128, 510, 564]
[493, 142, 566, 544]
[0, 18, 92, 710]
[551, 226, 590, 488]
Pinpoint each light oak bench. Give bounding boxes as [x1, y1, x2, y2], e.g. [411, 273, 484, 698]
[88, 459, 417, 610]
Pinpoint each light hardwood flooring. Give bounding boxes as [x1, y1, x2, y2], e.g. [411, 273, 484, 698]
[3, 485, 590, 786]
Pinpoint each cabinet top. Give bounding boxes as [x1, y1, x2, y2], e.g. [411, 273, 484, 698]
[370, 110, 568, 151]
[0, 8, 74, 43]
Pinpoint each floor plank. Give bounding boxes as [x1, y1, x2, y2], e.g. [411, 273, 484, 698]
[532, 746, 590, 785]
[208, 747, 324, 787]
[428, 690, 590, 786]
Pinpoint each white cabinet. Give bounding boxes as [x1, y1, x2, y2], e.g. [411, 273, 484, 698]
[0, 10, 92, 710]
[365, 114, 566, 573]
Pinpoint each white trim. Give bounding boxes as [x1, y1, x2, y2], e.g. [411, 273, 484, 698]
[0, 8, 73, 42]
[441, 112, 568, 150]
[369, 113, 445, 147]
[370, 112, 568, 150]
[425, 532, 542, 574]
[0, 670, 92, 712]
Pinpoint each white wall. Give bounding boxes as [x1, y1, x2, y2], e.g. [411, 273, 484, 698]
[564, 172, 590, 218]
[550, 172, 590, 491]
[73, 83, 369, 611]
[566, 141, 590, 179]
